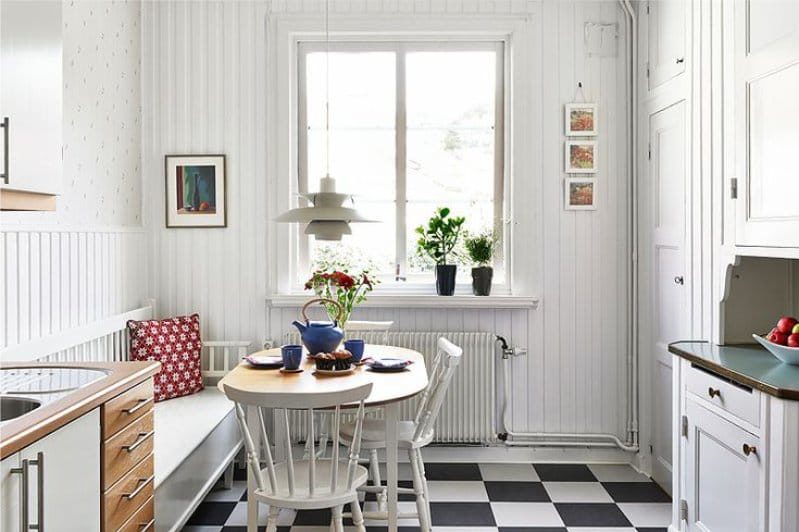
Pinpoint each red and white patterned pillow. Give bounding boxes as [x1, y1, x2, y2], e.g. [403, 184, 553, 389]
[127, 314, 204, 402]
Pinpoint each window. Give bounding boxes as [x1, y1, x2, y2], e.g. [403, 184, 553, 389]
[298, 41, 505, 287]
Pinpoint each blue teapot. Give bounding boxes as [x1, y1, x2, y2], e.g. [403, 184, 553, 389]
[292, 298, 345, 355]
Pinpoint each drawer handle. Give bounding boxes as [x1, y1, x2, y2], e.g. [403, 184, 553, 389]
[139, 518, 155, 531]
[123, 397, 153, 415]
[122, 475, 154, 501]
[707, 387, 721, 399]
[743, 443, 757, 457]
[124, 430, 155, 453]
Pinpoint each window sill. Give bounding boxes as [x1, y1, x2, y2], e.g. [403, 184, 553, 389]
[267, 293, 539, 309]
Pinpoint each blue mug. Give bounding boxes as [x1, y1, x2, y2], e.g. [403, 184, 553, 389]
[281, 344, 303, 370]
[344, 339, 365, 363]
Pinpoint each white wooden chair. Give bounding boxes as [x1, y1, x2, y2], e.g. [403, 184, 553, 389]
[339, 337, 463, 531]
[222, 380, 374, 532]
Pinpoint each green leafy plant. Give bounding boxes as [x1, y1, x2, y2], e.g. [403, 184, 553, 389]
[415, 207, 466, 265]
[464, 231, 497, 267]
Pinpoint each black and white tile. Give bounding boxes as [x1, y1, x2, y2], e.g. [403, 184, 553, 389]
[182, 463, 671, 532]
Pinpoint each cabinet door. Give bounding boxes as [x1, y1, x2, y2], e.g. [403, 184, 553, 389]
[0, 0, 62, 194]
[21, 409, 100, 532]
[1, 453, 21, 532]
[684, 400, 763, 532]
[734, 0, 799, 247]
[647, 0, 687, 90]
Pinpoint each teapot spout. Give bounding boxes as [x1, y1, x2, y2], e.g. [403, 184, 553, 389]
[291, 320, 307, 334]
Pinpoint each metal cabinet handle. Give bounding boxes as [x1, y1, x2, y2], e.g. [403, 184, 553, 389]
[10, 459, 28, 532]
[743, 443, 757, 456]
[124, 431, 155, 453]
[1, 116, 8, 184]
[707, 387, 721, 399]
[139, 518, 155, 531]
[32, 452, 44, 531]
[10, 452, 43, 531]
[123, 397, 153, 415]
[122, 476, 154, 501]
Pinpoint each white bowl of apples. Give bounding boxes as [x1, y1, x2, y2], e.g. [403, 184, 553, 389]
[753, 316, 799, 365]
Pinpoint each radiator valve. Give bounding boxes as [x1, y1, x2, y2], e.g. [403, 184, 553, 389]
[495, 336, 515, 359]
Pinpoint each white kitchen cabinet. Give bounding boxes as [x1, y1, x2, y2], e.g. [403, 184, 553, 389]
[20, 408, 101, 532]
[1, 452, 21, 532]
[0, 0, 62, 195]
[646, 0, 687, 90]
[732, 0, 799, 249]
[683, 399, 763, 532]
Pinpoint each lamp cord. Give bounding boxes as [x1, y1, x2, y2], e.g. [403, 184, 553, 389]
[325, 0, 330, 177]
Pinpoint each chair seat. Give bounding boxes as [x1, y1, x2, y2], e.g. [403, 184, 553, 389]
[251, 459, 370, 509]
[339, 419, 433, 450]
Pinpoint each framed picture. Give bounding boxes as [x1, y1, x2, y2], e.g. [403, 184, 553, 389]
[165, 154, 227, 228]
[565, 103, 598, 136]
[565, 178, 596, 210]
[565, 140, 597, 174]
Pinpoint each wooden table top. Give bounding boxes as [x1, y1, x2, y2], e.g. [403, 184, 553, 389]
[218, 345, 428, 407]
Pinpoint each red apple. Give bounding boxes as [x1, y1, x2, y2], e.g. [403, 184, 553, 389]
[769, 331, 789, 345]
[788, 334, 799, 348]
[777, 316, 798, 334]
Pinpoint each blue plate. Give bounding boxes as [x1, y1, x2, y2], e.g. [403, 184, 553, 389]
[245, 355, 284, 369]
[367, 358, 411, 373]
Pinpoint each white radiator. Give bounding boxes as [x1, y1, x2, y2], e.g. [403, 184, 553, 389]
[285, 331, 498, 444]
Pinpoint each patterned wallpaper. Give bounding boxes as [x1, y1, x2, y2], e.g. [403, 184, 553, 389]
[4, 0, 141, 226]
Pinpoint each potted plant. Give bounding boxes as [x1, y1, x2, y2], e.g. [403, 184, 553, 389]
[464, 231, 497, 296]
[415, 207, 465, 296]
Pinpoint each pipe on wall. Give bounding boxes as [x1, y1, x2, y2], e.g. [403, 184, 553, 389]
[499, 1, 640, 453]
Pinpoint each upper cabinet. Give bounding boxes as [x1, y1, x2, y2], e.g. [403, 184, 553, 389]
[0, 0, 62, 199]
[733, 0, 799, 249]
[647, 0, 687, 90]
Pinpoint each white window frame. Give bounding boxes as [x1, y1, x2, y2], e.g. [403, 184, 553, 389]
[296, 40, 506, 289]
[267, 13, 539, 299]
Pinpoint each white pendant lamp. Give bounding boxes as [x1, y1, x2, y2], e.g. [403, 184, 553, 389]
[275, 0, 375, 241]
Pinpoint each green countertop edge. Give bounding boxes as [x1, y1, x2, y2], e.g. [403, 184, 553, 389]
[668, 341, 799, 401]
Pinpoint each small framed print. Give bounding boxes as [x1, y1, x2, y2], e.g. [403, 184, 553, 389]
[565, 140, 597, 174]
[565, 178, 596, 210]
[565, 103, 598, 136]
[165, 154, 227, 228]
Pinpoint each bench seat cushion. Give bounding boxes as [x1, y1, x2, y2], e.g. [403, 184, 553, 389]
[153, 386, 234, 487]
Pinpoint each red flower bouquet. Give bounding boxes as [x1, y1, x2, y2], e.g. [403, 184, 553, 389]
[304, 270, 376, 328]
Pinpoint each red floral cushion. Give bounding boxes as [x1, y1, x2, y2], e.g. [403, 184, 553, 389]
[127, 314, 204, 402]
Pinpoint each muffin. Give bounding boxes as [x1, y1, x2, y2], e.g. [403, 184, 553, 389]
[332, 350, 353, 370]
[315, 350, 353, 371]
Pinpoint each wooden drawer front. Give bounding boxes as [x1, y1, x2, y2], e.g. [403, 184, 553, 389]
[103, 410, 154, 489]
[104, 380, 154, 439]
[116, 496, 154, 532]
[104, 455, 154, 532]
[686, 364, 760, 427]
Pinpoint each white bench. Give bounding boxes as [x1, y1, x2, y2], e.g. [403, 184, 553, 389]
[0, 306, 247, 532]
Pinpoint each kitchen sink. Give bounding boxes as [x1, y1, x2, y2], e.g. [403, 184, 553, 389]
[0, 396, 42, 422]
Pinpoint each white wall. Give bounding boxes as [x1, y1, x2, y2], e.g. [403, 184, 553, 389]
[1, 0, 144, 349]
[141, 0, 632, 439]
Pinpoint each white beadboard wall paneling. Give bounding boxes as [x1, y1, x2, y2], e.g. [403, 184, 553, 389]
[142, 0, 631, 442]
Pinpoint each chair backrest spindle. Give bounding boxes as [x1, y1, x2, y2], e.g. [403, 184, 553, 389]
[412, 337, 462, 443]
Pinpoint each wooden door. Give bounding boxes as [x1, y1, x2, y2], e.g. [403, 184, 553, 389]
[647, 0, 687, 90]
[646, 100, 689, 494]
[685, 400, 763, 531]
[734, 0, 799, 247]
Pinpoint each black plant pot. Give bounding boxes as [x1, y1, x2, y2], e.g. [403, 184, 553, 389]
[435, 264, 457, 296]
[471, 266, 493, 296]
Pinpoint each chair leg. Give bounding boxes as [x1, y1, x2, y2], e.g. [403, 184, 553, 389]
[331, 505, 345, 532]
[350, 496, 366, 532]
[410, 449, 431, 532]
[265, 506, 280, 532]
[369, 449, 386, 511]
[416, 448, 432, 525]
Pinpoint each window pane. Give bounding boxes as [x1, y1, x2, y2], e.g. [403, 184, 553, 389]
[306, 51, 395, 129]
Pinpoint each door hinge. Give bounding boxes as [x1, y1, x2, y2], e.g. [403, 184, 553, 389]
[731, 177, 738, 199]
[681, 415, 688, 437]
[679, 499, 689, 521]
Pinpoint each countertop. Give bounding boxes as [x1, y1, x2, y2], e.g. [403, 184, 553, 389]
[0, 361, 160, 459]
[669, 341, 799, 400]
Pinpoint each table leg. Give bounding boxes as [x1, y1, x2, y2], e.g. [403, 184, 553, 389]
[384, 402, 399, 532]
[246, 405, 261, 532]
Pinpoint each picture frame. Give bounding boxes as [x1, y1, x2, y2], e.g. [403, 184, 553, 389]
[565, 103, 598, 136]
[565, 140, 597, 174]
[564, 178, 596, 210]
[165, 154, 227, 228]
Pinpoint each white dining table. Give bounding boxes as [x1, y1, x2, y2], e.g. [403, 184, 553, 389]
[218, 344, 429, 532]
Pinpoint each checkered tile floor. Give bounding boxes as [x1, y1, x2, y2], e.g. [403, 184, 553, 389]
[182, 462, 671, 532]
